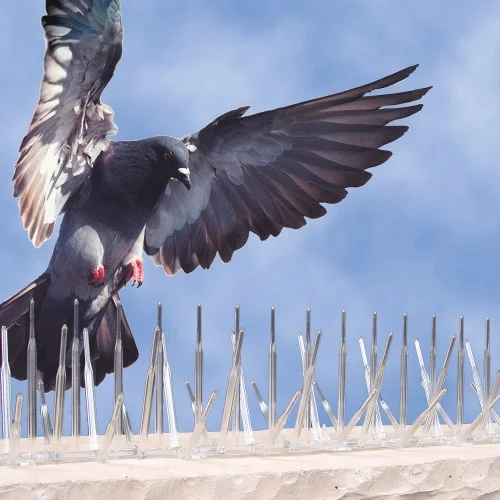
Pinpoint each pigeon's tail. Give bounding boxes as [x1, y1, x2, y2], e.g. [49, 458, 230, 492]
[0, 276, 139, 391]
[38, 293, 139, 392]
[89, 294, 139, 388]
[0, 274, 51, 379]
[36, 292, 140, 391]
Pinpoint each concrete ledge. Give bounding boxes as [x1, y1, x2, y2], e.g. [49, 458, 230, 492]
[1, 443, 500, 499]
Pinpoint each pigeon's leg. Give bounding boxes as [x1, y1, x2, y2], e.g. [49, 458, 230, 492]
[123, 229, 145, 287]
[124, 260, 144, 287]
[88, 265, 105, 286]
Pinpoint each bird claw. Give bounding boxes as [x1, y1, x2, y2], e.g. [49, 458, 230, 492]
[124, 259, 144, 287]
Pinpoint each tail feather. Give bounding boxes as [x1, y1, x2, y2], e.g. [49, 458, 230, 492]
[90, 293, 139, 387]
[8, 315, 30, 379]
[0, 275, 139, 392]
[0, 274, 51, 326]
[0, 274, 51, 373]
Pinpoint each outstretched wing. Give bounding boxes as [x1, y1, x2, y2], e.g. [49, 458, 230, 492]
[14, 0, 123, 247]
[145, 65, 431, 275]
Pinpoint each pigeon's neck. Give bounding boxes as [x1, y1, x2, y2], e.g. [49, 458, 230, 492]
[93, 141, 171, 209]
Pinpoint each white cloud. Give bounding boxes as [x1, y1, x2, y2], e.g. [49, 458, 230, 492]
[119, 12, 311, 135]
[442, 14, 500, 164]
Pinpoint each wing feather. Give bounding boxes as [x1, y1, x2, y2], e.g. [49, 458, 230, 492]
[146, 66, 430, 274]
[14, 0, 123, 247]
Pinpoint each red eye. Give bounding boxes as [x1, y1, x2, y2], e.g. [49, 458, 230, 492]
[164, 151, 172, 160]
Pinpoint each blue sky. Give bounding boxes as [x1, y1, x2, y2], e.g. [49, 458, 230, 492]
[1, 1, 500, 437]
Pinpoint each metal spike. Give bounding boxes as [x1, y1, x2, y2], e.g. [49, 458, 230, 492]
[313, 380, 337, 429]
[27, 298, 37, 440]
[121, 402, 134, 445]
[462, 370, 500, 441]
[405, 389, 447, 441]
[219, 328, 244, 447]
[185, 380, 196, 413]
[423, 335, 456, 434]
[456, 316, 465, 432]
[340, 390, 377, 442]
[83, 328, 98, 449]
[230, 331, 254, 445]
[38, 380, 52, 447]
[114, 300, 123, 435]
[155, 301, 164, 437]
[250, 381, 269, 424]
[185, 379, 210, 444]
[268, 390, 301, 445]
[72, 299, 81, 441]
[400, 313, 408, 432]
[361, 332, 393, 443]
[162, 331, 179, 448]
[232, 305, 241, 438]
[8, 394, 23, 466]
[304, 307, 311, 431]
[369, 311, 378, 436]
[139, 327, 161, 455]
[294, 330, 322, 440]
[1, 327, 11, 451]
[337, 309, 347, 434]
[269, 306, 277, 430]
[195, 303, 203, 425]
[186, 390, 218, 457]
[429, 314, 439, 436]
[484, 317, 491, 433]
[99, 393, 124, 462]
[53, 325, 68, 453]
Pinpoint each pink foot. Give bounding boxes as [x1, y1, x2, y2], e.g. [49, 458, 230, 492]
[125, 259, 144, 287]
[88, 265, 105, 286]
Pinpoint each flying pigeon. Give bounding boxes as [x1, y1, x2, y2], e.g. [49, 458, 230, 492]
[0, 0, 430, 391]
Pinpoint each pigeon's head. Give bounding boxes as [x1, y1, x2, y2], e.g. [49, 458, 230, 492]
[151, 136, 191, 190]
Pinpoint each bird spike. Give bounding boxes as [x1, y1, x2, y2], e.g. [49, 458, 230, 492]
[27, 298, 37, 440]
[157, 301, 163, 331]
[341, 308, 346, 343]
[270, 306, 276, 342]
[431, 314, 437, 349]
[402, 313, 408, 346]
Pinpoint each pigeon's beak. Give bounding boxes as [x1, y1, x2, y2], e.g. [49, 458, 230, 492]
[177, 167, 191, 190]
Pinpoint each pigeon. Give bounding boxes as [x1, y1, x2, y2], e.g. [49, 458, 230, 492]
[0, 0, 430, 391]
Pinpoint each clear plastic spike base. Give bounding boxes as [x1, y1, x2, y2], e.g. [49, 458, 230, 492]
[1, 305, 499, 467]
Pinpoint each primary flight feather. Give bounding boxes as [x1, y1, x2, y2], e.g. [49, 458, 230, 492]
[1, 0, 430, 390]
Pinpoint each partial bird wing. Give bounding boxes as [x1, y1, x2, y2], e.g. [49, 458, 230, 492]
[145, 65, 430, 275]
[14, 0, 123, 247]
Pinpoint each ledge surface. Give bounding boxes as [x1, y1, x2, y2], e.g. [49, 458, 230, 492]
[1, 441, 500, 500]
